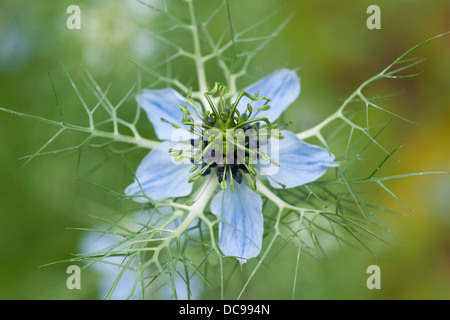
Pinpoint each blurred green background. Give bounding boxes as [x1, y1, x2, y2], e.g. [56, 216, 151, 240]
[0, 0, 449, 299]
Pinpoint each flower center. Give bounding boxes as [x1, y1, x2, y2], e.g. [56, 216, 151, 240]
[169, 83, 283, 191]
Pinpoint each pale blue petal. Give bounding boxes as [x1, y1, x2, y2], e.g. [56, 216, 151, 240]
[137, 88, 200, 141]
[259, 130, 338, 189]
[237, 69, 300, 122]
[210, 181, 263, 263]
[125, 141, 194, 201]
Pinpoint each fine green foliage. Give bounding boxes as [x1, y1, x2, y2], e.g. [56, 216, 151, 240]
[2, 0, 448, 300]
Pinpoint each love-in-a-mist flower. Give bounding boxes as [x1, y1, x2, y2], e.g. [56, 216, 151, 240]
[125, 69, 338, 263]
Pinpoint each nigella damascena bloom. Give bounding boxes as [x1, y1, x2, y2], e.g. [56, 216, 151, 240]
[125, 69, 338, 263]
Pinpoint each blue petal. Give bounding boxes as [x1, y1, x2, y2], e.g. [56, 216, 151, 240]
[125, 141, 194, 201]
[259, 130, 338, 189]
[210, 181, 263, 263]
[137, 88, 200, 141]
[237, 69, 300, 122]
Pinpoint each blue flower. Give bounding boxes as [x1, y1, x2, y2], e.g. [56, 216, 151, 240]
[125, 69, 338, 263]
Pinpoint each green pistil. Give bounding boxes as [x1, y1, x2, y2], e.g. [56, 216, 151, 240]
[168, 84, 283, 192]
[233, 117, 272, 130]
[203, 93, 224, 129]
[224, 90, 269, 129]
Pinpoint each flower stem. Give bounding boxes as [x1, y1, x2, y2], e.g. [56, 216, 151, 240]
[171, 177, 218, 240]
[187, 0, 210, 111]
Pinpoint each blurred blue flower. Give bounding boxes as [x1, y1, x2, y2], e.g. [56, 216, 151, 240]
[0, 28, 31, 73]
[125, 69, 338, 262]
[79, 210, 203, 299]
